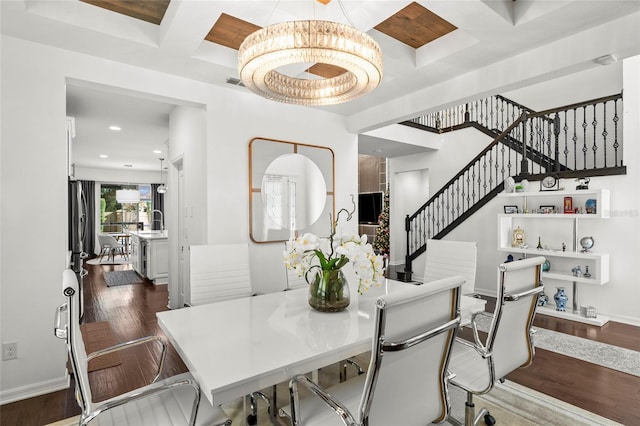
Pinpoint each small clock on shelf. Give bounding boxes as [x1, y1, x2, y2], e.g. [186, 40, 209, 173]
[540, 174, 559, 191]
[512, 226, 525, 247]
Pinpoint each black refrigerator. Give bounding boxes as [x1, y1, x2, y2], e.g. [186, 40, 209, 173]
[68, 179, 88, 320]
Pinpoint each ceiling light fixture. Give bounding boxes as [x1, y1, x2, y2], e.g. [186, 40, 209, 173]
[116, 189, 140, 203]
[116, 164, 140, 203]
[157, 157, 167, 194]
[109, 125, 121, 131]
[594, 54, 617, 66]
[238, 2, 383, 106]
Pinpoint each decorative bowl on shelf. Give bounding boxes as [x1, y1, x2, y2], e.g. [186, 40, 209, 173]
[580, 236, 594, 252]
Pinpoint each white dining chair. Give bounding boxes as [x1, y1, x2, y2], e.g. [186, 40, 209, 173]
[424, 238, 478, 295]
[54, 269, 231, 426]
[189, 243, 254, 305]
[97, 234, 128, 263]
[189, 243, 274, 424]
[447, 256, 545, 426]
[285, 268, 308, 291]
[279, 275, 465, 426]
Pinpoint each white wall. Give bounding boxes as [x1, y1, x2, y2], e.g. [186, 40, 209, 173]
[167, 105, 208, 308]
[0, 35, 357, 402]
[1, 36, 69, 403]
[388, 57, 640, 325]
[388, 169, 429, 267]
[389, 128, 493, 269]
[206, 88, 357, 295]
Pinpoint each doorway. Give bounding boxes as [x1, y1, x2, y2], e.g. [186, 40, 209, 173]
[391, 168, 429, 270]
[66, 81, 175, 310]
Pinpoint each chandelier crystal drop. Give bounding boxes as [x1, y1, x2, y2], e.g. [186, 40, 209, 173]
[238, 20, 383, 106]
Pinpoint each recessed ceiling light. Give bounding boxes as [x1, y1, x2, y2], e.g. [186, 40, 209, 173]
[153, 150, 162, 154]
[99, 154, 109, 158]
[109, 125, 121, 131]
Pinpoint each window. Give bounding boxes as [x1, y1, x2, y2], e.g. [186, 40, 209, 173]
[100, 184, 152, 232]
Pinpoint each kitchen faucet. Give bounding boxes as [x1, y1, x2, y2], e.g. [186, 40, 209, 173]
[151, 209, 164, 232]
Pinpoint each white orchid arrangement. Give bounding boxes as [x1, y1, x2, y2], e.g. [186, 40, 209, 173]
[284, 196, 385, 295]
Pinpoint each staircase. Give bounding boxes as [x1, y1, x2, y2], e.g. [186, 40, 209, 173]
[400, 93, 625, 277]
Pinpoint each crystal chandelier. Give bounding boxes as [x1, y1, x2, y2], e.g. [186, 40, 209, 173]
[238, 19, 383, 106]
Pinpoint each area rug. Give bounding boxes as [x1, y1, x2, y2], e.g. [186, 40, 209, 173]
[79, 321, 121, 372]
[103, 270, 144, 287]
[218, 357, 620, 426]
[86, 255, 131, 265]
[48, 378, 619, 426]
[48, 354, 621, 426]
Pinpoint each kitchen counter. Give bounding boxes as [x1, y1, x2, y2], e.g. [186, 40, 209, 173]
[128, 230, 168, 240]
[129, 231, 168, 284]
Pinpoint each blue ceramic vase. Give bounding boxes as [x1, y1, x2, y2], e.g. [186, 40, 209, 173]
[537, 291, 549, 307]
[554, 287, 568, 312]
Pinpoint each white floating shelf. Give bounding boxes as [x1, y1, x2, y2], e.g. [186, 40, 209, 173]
[536, 305, 609, 326]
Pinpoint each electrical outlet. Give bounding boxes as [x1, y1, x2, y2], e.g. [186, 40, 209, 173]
[2, 342, 18, 360]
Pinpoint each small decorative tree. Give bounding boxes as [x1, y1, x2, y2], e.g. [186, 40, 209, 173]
[372, 188, 390, 256]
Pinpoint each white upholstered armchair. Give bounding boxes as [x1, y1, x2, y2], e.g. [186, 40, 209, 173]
[54, 269, 231, 426]
[447, 256, 545, 426]
[279, 275, 465, 426]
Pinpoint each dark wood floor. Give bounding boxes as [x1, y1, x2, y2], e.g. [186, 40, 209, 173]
[2, 262, 639, 425]
[0, 261, 189, 426]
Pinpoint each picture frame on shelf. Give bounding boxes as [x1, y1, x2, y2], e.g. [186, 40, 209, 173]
[504, 205, 518, 214]
[564, 196, 573, 214]
[540, 205, 556, 214]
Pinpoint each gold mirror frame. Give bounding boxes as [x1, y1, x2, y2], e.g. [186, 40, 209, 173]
[249, 137, 335, 243]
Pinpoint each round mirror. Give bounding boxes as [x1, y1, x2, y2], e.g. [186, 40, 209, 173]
[261, 153, 327, 230]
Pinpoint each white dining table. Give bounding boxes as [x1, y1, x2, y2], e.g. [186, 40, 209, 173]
[156, 278, 486, 408]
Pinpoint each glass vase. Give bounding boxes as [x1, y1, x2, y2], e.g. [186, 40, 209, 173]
[308, 268, 350, 312]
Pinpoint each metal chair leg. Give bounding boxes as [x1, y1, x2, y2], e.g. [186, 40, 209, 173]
[247, 389, 275, 425]
[340, 358, 365, 382]
[448, 392, 495, 426]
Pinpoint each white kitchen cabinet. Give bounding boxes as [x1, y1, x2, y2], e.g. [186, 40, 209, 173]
[147, 238, 168, 284]
[129, 231, 168, 285]
[497, 189, 610, 325]
[130, 234, 143, 276]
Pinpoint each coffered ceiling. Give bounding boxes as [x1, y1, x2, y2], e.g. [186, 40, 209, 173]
[80, 0, 170, 25]
[2, 0, 639, 169]
[5, 0, 638, 119]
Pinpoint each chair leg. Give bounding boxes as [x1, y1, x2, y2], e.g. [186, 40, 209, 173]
[247, 389, 274, 425]
[98, 248, 109, 263]
[340, 358, 365, 382]
[448, 391, 495, 426]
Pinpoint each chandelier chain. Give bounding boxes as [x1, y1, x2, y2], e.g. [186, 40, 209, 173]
[337, 0, 355, 28]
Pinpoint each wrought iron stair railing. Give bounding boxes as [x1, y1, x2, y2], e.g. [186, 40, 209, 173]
[402, 92, 624, 276]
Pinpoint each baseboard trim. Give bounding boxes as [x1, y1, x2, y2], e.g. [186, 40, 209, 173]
[605, 313, 640, 327]
[0, 373, 69, 405]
